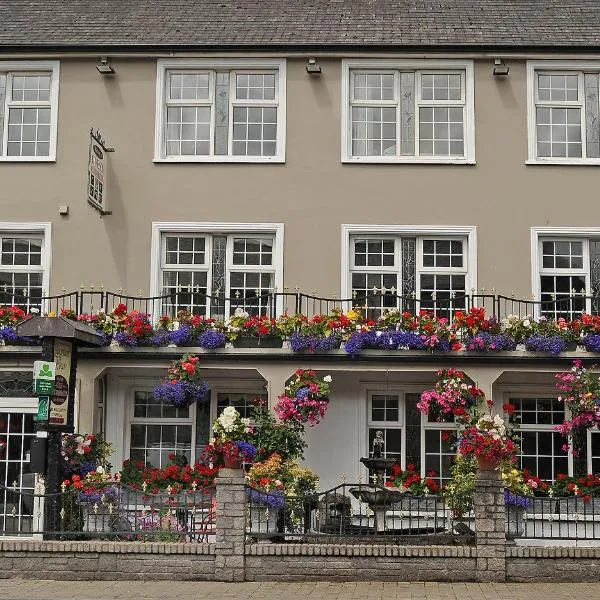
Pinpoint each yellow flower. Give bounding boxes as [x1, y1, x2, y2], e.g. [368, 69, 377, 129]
[346, 310, 358, 321]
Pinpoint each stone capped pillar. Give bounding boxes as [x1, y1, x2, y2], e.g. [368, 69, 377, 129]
[474, 468, 506, 582]
[215, 467, 247, 582]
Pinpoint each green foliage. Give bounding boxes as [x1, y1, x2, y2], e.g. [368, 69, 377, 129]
[442, 455, 477, 516]
[247, 402, 307, 462]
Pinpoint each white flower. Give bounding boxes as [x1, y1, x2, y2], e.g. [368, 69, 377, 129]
[523, 319, 530, 327]
[95, 465, 105, 474]
[323, 375, 332, 383]
[233, 308, 249, 319]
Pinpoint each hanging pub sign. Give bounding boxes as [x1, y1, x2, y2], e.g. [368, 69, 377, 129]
[87, 128, 114, 215]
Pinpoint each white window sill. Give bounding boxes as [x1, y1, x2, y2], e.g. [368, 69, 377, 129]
[0, 156, 56, 163]
[342, 157, 476, 165]
[526, 159, 600, 166]
[153, 155, 285, 164]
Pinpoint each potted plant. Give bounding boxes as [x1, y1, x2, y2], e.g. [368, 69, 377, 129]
[204, 406, 256, 468]
[226, 309, 284, 348]
[274, 369, 332, 426]
[62, 469, 120, 533]
[60, 433, 113, 477]
[153, 354, 210, 408]
[458, 414, 517, 471]
[385, 463, 440, 512]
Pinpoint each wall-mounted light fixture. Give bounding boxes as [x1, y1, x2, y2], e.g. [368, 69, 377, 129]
[96, 57, 115, 75]
[493, 58, 509, 77]
[306, 58, 322, 75]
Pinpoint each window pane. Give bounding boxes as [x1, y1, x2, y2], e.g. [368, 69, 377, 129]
[536, 107, 581, 158]
[422, 239, 463, 268]
[232, 106, 277, 156]
[351, 106, 396, 156]
[11, 74, 51, 102]
[419, 106, 463, 157]
[236, 73, 275, 101]
[169, 72, 210, 100]
[353, 238, 395, 268]
[166, 106, 211, 156]
[229, 271, 274, 315]
[232, 238, 273, 266]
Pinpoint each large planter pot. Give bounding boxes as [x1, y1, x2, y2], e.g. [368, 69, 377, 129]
[506, 505, 525, 540]
[477, 456, 500, 471]
[82, 503, 114, 533]
[223, 456, 243, 469]
[232, 336, 283, 349]
[247, 505, 279, 535]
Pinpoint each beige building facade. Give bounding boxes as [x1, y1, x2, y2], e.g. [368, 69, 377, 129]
[2, 0, 600, 522]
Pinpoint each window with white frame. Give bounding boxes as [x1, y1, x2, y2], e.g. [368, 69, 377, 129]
[527, 62, 600, 163]
[349, 234, 469, 319]
[343, 60, 474, 162]
[368, 393, 403, 462]
[128, 391, 194, 469]
[509, 396, 569, 481]
[0, 230, 47, 311]
[155, 59, 285, 162]
[423, 412, 458, 485]
[535, 234, 600, 319]
[0, 62, 59, 160]
[158, 231, 279, 320]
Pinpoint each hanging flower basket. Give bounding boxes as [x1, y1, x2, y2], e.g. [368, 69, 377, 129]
[153, 355, 210, 408]
[274, 370, 332, 426]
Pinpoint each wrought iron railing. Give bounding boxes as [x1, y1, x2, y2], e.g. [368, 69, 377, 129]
[1, 289, 599, 322]
[0, 483, 215, 542]
[245, 483, 451, 542]
[517, 496, 600, 540]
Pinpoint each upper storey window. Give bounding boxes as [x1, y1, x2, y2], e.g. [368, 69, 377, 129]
[154, 59, 286, 163]
[0, 61, 59, 161]
[527, 61, 600, 164]
[342, 60, 475, 163]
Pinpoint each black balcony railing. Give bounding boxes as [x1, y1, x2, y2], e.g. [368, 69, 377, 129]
[0, 289, 598, 323]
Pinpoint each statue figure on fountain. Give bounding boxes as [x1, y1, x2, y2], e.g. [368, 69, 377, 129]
[372, 430, 384, 459]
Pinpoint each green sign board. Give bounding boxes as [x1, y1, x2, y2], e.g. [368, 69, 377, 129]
[33, 360, 56, 395]
[36, 396, 50, 421]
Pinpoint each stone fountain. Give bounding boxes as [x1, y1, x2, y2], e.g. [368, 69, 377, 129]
[349, 431, 405, 532]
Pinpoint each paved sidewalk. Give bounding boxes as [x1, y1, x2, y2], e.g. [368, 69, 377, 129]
[0, 581, 599, 600]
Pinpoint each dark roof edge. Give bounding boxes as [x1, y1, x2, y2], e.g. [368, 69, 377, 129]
[2, 43, 600, 54]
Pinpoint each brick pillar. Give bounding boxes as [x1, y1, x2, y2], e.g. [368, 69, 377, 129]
[215, 467, 247, 582]
[474, 469, 506, 582]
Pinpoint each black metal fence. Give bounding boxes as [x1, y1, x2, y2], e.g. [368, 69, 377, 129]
[517, 496, 600, 540]
[245, 483, 450, 542]
[1, 289, 600, 322]
[0, 483, 215, 542]
[245, 484, 600, 543]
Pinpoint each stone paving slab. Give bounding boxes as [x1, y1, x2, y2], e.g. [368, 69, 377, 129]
[0, 581, 599, 600]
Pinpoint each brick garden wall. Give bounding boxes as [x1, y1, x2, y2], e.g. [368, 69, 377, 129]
[2, 470, 600, 582]
[2, 540, 600, 582]
[0, 541, 216, 581]
[244, 544, 477, 582]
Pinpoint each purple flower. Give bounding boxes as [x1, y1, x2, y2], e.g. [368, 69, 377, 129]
[168, 325, 192, 346]
[198, 330, 226, 349]
[464, 332, 516, 352]
[583, 335, 600, 352]
[148, 330, 170, 347]
[235, 441, 257, 460]
[79, 485, 119, 504]
[524, 335, 567, 355]
[246, 487, 285, 509]
[289, 332, 341, 353]
[113, 331, 138, 347]
[153, 380, 210, 407]
[504, 489, 533, 509]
